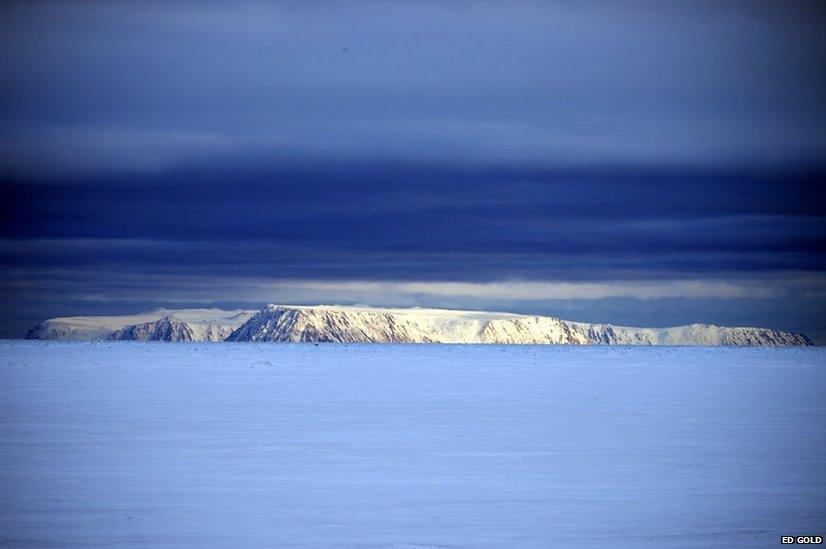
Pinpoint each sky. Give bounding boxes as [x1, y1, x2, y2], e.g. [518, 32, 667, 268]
[1, 1, 825, 340]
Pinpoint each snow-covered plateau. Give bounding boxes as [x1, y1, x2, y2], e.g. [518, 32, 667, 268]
[1, 342, 824, 547]
[25, 303, 813, 345]
[26, 308, 257, 342]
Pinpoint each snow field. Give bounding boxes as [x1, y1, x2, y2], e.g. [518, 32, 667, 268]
[1, 342, 824, 547]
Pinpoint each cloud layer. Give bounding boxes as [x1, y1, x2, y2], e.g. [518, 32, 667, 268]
[1, 1, 824, 175]
[0, 1, 824, 339]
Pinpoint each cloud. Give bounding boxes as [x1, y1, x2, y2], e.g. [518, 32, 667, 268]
[268, 278, 791, 302]
[0, 128, 238, 177]
[0, 2, 824, 339]
[3, 267, 810, 304]
[390, 280, 783, 300]
[1, 1, 824, 176]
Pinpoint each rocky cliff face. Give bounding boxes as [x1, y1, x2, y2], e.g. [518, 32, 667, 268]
[477, 316, 589, 344]
[226, 306, 438, 343]
[226, 304, 813, 346]
[25, 308, 257, 342]
[26, 304, 813, 345]
[109, 316, 195, 342]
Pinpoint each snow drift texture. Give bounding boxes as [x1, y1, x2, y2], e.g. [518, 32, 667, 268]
[2, 342, 825, 547]
[26, 304, 813, 345]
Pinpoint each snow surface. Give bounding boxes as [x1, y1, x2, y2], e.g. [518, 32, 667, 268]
[1, 342, 824, 547]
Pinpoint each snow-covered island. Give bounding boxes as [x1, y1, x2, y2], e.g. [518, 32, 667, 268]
[25, 304, 813, 345]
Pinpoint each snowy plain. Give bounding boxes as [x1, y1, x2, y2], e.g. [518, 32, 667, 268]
[0, 342, 824, 548]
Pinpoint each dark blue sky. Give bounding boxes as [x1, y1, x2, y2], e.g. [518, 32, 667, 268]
[1, 1, 825, 339]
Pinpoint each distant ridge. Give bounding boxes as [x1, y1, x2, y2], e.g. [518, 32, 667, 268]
[26, 304, 813, 346]
[26, 308, 257, 342]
